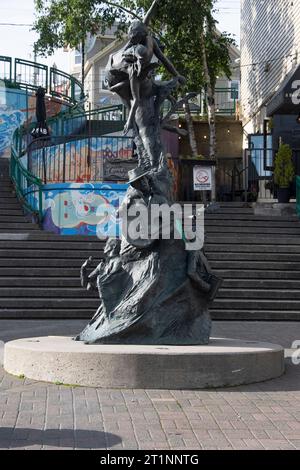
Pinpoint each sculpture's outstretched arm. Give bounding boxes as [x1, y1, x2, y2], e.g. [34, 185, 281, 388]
[153, 39, 185, 84]
[143, 0, 162, 26]
[161, 122, 188, 137]
[162, 92, 198, 125]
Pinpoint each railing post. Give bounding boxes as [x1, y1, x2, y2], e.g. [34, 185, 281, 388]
[38, 186, 43, 225]
[63, 142, 66, 183]
[42, 145, 47, 184]
[71, 77, 75, 103]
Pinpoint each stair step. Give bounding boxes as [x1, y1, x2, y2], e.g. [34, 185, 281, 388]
[0, 233, 99, 241]
[0, 268, 81, 276]
[206, 236, 300, 244]
[205, 244, 300, 253]
[0, 258, 97, 267]
[214, 269, 300, 279]
[0, 210, 25, 217]
[0, 277, 80, 287]
[0, 298, 99, 308]
[222, 279, 300, 289]
[211, 260, 300, 270]
[212, 298, 300, 310]
[0, 240, 103, 250]
[204, 219, 300, 227]
[207, 208, 254, 214]
[207, 252, 300, 262]
[0, 309, 93, 319]
[0, 287, 97, 298]
[0, 249, 103, 259]
[0, 216, 29, 223]
[210, 310, 300, 321]
[0, 223, 39, 229]
[0, 198, 22, 204]
[218, 288, 300, 300]
[218, 202, 252, 207]
[0, 192, 15, 197]
[205, 214, 298, 221]
[205, 227, 300, 235]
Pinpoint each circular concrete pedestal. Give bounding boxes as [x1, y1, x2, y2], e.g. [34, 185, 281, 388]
[4, 336, 284, 389]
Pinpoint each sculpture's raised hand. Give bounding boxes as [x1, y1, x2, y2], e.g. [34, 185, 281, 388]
[80, 256, 93, 289]
[177, 75, 186, 86]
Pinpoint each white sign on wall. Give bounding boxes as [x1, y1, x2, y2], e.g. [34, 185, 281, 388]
[193, 166, 212, 191]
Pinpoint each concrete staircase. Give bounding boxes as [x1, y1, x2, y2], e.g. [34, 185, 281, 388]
[0, 158, 102, 318]
[1, 157, 300, 320]
[205, 202, 300, 320]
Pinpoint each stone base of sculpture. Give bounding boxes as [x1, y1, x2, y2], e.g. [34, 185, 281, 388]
[4, 336, 285, 389]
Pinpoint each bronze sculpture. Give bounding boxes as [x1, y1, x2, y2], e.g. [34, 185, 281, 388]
[76, 0, 222, 345]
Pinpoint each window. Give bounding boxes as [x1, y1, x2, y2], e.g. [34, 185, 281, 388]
[99, 68, 107, 90]
[229, 80, 239, 100]
[75, 49, 82, 65]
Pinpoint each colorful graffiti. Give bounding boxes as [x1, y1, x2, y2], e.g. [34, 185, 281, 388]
[29, 136, 134, 183]
[0, 83, 65, 158]
[42, 182, 128, 237]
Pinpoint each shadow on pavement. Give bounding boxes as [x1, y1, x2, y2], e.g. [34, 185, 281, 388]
[0, 428, 122, 449]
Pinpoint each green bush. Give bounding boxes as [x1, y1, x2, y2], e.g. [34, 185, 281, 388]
[274, 143, 295, 188]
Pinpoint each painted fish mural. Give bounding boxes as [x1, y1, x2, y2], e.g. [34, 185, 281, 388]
[41, 182, 128, 236]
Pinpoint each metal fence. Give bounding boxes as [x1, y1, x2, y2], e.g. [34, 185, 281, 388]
[0, 56, 83, 103]
[214, 88, 238, 116]
[15, 104, 125, 151]
[50, 67, 82, 102]
[216, 157, 245, 201]
[27, 134, 135, 184]
[0, 55, 12, 82]
[14, 58, 48, 91]
[11, 136, 43, 222]
[244, 148, 274, 200]
[175, 88, 239, 117]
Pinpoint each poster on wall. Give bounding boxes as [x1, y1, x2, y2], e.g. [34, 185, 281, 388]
[193, 166, 212, 191]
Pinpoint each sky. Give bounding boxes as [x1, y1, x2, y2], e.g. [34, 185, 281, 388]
[0, 0, 241, 74]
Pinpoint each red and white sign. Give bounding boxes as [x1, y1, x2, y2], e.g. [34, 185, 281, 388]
[193, 166, 212, 191]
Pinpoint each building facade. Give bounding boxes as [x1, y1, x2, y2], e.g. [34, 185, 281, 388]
[241, 0, 300, 138]
[69, 27, 126, 110]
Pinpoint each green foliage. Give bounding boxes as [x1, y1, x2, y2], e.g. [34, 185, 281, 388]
[33, 0, 127, 56]
[3, 79, 21, 89]
[274, 144, 295, 188]
[121, 0, 236, 93]
[34, 0, 235, 92]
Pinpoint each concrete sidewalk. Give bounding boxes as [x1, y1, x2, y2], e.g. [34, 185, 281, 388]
[0, 321, 299, 450]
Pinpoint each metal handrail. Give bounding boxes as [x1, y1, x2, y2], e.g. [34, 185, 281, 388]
[0, 55, 12, 82]
[10, 134, 43, 223]
[0, 55, 84, 104]
[174, 87, 239, 116]
[26, 133, 133, 184]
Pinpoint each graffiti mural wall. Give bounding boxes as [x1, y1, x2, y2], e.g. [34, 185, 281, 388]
[0, 83, 64, 158]
[42, 182, 128, 237]
[29, 136, 135, 183]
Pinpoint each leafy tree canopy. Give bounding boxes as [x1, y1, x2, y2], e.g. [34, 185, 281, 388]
[33, 0, 128, 56]
[122, 0, 236, 92]
[34, 0, 236, 92]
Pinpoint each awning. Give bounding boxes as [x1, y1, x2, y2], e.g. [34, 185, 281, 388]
[266, 64, 300, 116]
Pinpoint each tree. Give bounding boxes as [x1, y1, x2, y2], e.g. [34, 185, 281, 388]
[33, 0, 127, 98]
